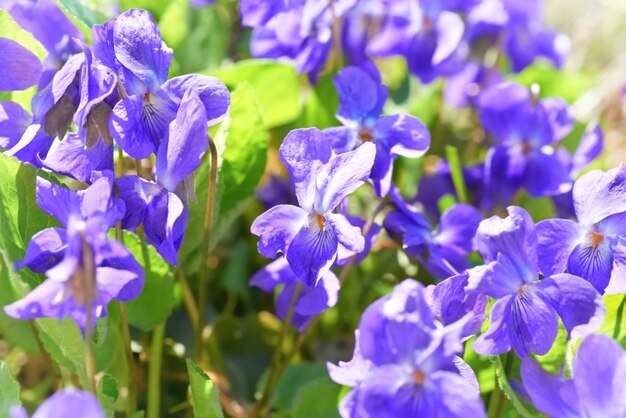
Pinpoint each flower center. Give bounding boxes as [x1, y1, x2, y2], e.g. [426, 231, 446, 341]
[315, 213, 326, 230]
[414, 370, 426, 385]
[143, 93, 151, 104]
[590, 231, 604, 249]
[358, 129, 372, 142]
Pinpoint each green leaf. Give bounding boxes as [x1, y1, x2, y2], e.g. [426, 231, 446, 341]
[295, 75, 339, 130]
[186, 358, 224, 418]
[35, 317, 90, 389]
[121, 231, 175, 331]
[0, 154, 56, 265]
[273, 363, 328, 411]
[444, 145, 468, 203]
[52, 0, 111, 40]
[211, 60, 301, 128]
[179, 82, 268, 270]
[97, 374, 120, 418]
[0, 361, 21, 418]
[598, 294, 626, 348]
[291, 377, 341, 418]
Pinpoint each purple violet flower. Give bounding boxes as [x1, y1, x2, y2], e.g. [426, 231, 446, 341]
[367, 0, 465, 83]
[93, 9, 229, 159]
[10, 389, 104, 418]
[328, 279, 486, 418]
[521, 334, 626, 418]
[536, 165, 626, 294]
[324, 63, 430, 197]
[479, 82, 576, 206]
[251, 128, 375, 285]
[242, 0, 357, 82]
[465, 206, 605, 358]
[117, 89, 210, 265]
[384, 188, 482, 279]
[4, 172, 144, 333]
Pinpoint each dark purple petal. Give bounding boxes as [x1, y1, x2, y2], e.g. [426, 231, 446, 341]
[113, 9, 172, 92]
[251, 204, 308, 259]
[162, 74, 230, 126]
[15, 228, 67, 273]
[567, 238, 614, 293]
[0, 101, 32, 149]
[6, 124, 54, 167]
[574, 334, 626, 417]
[482, 145, 525, 210]
[472, 295, 513, 355]
[250, 257, 294, 292]
[286, 220, 338, 285]
[116, 175, 160, 229]
[324, 126, 359, 155]
[40, 133, 114, 183]
[336, 211, 381, 266]
[334, 66, 381, 125]
[373, 114, 430, 159]
[110, 95, 156, 159]
[156, 89, 208, 192]
[538, 273, 604, 338]
[521, 358, 580, 418]
[524, 151, 573, 197]
[369, 147, 393, 197]
[292, 269, 339, 315]
[434, 203, 482, 254]
[536, 219, 583, 277]
[143, 191, 187, 265]
[0, 38, 42, 91]
[97, 264, 144, 304]
[279, 128, 332, 211]
[508, 289, 559, 357]
[478, 82, 530, 143]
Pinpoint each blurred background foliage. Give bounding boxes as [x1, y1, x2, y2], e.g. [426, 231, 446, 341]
[1, 0, 626, 417]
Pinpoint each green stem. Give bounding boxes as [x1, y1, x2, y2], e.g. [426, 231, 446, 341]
[444, 145, 469, 203]
[196, 138, 218, 366]
[119, 303, 136, 417]
[85, 301, 96, 393]
[250, 282, 304, 418]
[147, 323, 166, 418]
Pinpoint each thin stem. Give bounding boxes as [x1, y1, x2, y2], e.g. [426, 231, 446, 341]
[135, 159, 142, 178]
[147, 323, 166, 418]
[196, 139, 219, 366]
[488, 351, 515, 418]
[251, 282, 303, 418]
[328, 0, 344, 70]
[119, 303, 136, 417]
[85, 301, 96, 393]
[178, 269, 199, 331]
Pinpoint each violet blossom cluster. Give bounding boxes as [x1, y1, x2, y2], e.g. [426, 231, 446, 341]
[240, 0, 568, 100]
[0, 5, 229, 334]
